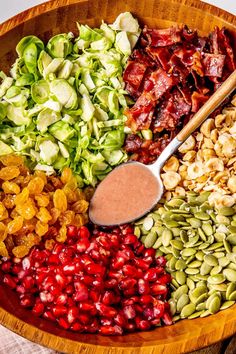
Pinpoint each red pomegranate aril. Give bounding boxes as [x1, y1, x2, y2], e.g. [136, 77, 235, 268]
[102, 291, 117, 305]
[125, 323, 136, 332]
[67, 307, 79, 324]
[22, 257, 31, 270]
[39, 291, 54, 303]
[96, 303, 117, 318]
[62, 264, 76, 275]
[76, 239, 90, 253]
[100, 318, 113, 326]
[162, 312, 173, 326]
[97, 236, 110, 249]
[144, 269, 158, 281]
[77, 313, 90, 325]
[151, 284, 167, 295]
[86, 319, 99, 333]
[135, 244, 145, 255]
[99, 325, 123, 335]
[71, 322, 83, 332]
[135, 317, 151, 331]
[55, 273, 68, 288]
[157, 274, 172, 284]
[133, 258, 149, 270]
[143, 307, 154, 320]
[79, 301, 96, 313]
[80, 275, 94, 285]
[140, 295, 154, 304]
[114, 313, 127, 327]
[42, 276, 55, 291]
[79, 226, 90, 239]
[153, 301, 165, 318]
[52, 305, 67, 317]
[123, 305, 136, 319]
[65, 284, 74, 295]
[89, 289, 101, 302]
[156, 256, 167, 267]
[121, 225, 134, 235]
[138, 279, 150, 295]
[52, 244, 64, 255]
[122, 264, 139, 278]
[119, 278, 137, 290]
[73, 281, 88, 301]
[43, 311, 56, 321]
[11, 265, 22, 275]
[20, 294, 35, 308]
[16, 285, 26, 294]
[123, 234, 138, 245]
[22, 276, 35, 290]
[32, 302, 44, 316]
[86, 263, 105, 276]
[104, 278, 118, 289]
[67, 225, 78, 238]
[112, 256, 125, 270]
[143, 248, 156, 258]
[58, 317, 70, 329]
[3, 274, 17, 289]
[107, 270, 122, 280]
[123, 287, 137, 296]
[55, 294, 68, 305]
[48, 254, 59, 264]
[1, 261, 12, 273]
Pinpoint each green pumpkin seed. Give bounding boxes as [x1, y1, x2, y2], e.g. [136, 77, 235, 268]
[214, 232, 226, 242]
[226, 253, 236, 263]
[144, 232, 157, 248]
[204, 254, 218, 267]
[180, 303, 196, 318]
[162, 229, 173, 247]
[220, 301, 235, 310]
[194, 274, 208, 281]
[218, 207, 235, 216]
[180, 230, 188, 243]
[167, 198, 185, 208]
[209, 211, 217, 223]
[216, 215, 230, 225]
[231, 221, 236, 227]
[207, 242, 224, 251]
[134, 226, 141, 238]
[228, 225, 236, 233]
[229, 291, 236, 301]
[153, 237, 162, 249]
[172, 315, 180, 322]
[172, 227, 181, 236]
[219, 257, 230, 268]
[186, 278, 195, 290]
[210, 265, 222, 275]
[155, 249, 163, 257]
[208, 283, 227, 292]
[213, 252, 225, 258]
[177, 294, 190, 312]
[187, 260, 202, 268]
[155, 226, 165, 236]
[168, 298, 177, 315]
[223, 268, 236, 282]
[168, 256, 178, 271]
[181, 248, 197, 257]
[200, 262, 212, 276]
[188, 218, 202, 228]
[227, 234, 236, 246]
[226, 283, 236, 300]
[172, 248, 181, 258]
[199, 243, 210, 250]
[195, 191, 211, 203]
[175, 259, 187, 271]
[172, 285, 189, 300]
[165, 221, 179, 228]
[171, 278, 180, 289]
[196, 251, 204, 261]
[175, 271, 187, 285]
[208, 274, 226, 284]
[143, 216, 154, 231]
[228, 262, 236, 271]
[194, 212, 210, 221]
[191, 285, 207, 299]
[170, 239, 184, 250]
[195, 293, 208, 306]
[188, 310, 205, 319]
[206, 293, 220, 309]
[223, 239, 232, 253]
[185, 268, 199, 275]
[202, 223, 213, 236]
[200, 310, 211, 318]
[198, 228, 207, 241]
[196, 302, 206, 311]
[208, 296, 221, 314]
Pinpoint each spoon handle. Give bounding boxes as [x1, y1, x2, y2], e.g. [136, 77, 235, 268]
[151, 69, 236, 172]
[177, 69, 236, 141]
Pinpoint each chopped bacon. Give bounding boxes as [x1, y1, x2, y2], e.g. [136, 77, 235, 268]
[145, 26, 182, 47]
[123, 24, 236, 163]
[202, 53, 225, 77]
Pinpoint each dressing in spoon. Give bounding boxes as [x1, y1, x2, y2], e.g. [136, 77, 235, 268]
[89, 70, 236, 226]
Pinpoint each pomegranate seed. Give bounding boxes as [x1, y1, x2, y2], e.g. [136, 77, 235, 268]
[76, 239, 89, 253]
[20, 295, 35, 308]
[48, 254, 59, 264]
[73, 281, 88, 301]
[58, 317, 70, 329]
[1, 261, 12, 273]
[144, 269, 158, 281]
[79, 226, 90, 239]
[119, 278, 137, 290]
[133, 258, 149, 270]
[43, 311, 56, 321]
[3, 274, 17, 289]
[123, 305, 136, 319]
[122, 264, 139, 278]
[86, 263, 105, 276]
[104, 278, 118, 289]
[55, 294, 68, 305]
[67, 225, 78, 238]
[77, 313, 90, 325]
[89, 289, 101, 302]
[102, 291, 116, 305]
[125, 323, 136, 332]
[95, 303, 117, 318]
[22, 276, 34, 289]
[39, 291, 54, 303]
[143, 248, 156, 258]
[150, 284, 167, 295]
[162, 312, 173, 326]
[62, 264, 76, 275]
[138, 279, 150, 295]
[80, 275, 94, 285]
[67, 307, 79, 324]
[79, 301, 96, 313]
[143, 307, 154, 320]
[100, 318, 113, 326]
[140, 295, 154, 304]
[99, 325, 123, 335]
[32, 302, 44, 316]
[52, 244, 63, 255]
[135, 317, 151, 331]
[114, 313, 127, 327]
[52, 305, 67, 317]
[16, 285, 26, 294]
[65, 284, 74, 295]
[156, 256, 167, 267]
[123, 234, 138, 245]
[55, 273, 68, 288]
[71, 322, 83, 332]
[12, 265, 22, 275]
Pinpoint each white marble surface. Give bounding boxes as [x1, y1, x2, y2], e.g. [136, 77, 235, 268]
[0, 0, 235, 24]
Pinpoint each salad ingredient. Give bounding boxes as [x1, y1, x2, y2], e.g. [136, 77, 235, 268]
[162, 95, 236, 208]
[135, 193, 236, 320]
[0, 13, 141, 186]
[1, 224, 172, 334]
[89, 162, 160, 225]
[123, 25, 236, 164]
[0, 155, 89, 258]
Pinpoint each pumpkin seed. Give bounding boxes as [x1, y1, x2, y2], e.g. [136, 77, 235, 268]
[204, 254, 218, 267]
[162, 229, 173, 247]
[206, 293, 220, 309]
[187, 260, 202, 268]
[181, 248, 197, 257]
[200, 310, 211, 318]
[218, 207, 235, 216]
[196, 302, 206, 311]
[226, 283, 236, 300]
[143, 216, 154, 231]
[228, 225, 236, 233]
[170, 239, 184, 250]
[167, 198, 184, 208]
[155, 250, 163, 257]
[208, 296, 221, 314]
[226, 253, 236, 263]
[208, 283, 227, 292]
[207, 242, 224, 251]
[177, 294, 190, 312]
[188, 310, 205, 319]
[214, 232, 225, 242]
[229, 291, 236, 301]
[180, 303, 196, 318]
[185, 268, 199, 275]
[172, 285, 189, 300]
[152, 237, 162, 249]
[219, 257, 230, 268]
[175, 259, 187, 271]
[196, 251, 204, 261]
[200, 262, 212, 275]
[213, 252, 225, 258]
[227, 234, 236, 246]
[191, 285, 207, 299]
[198, 228, 207, 241]
[186, 255, 196, 265]
[229, 263, 236, 271]
[210, 265, 222, 275]
[172, 315, 180, 322]
[223, 268, 236, 282]
[165, 220, 179, 228]
[188, 218, 202, 228]
[208, 274, 225, 285]
[223, 239, 231, 253]
[168, 256, 178, 271]
[220, 301, 235, 310]
[186, 278, 195, 290]
[195, 191, 211, 203]
[172, 227, 181, 237]
[175, 271, 186, 285]
[202, 223, 213, 236]
[171, 278, 179, 289]
[144, 232, 157, 248]
[134, 226, 141, 238]
[194, 212, 210, 221]
[180, 230, 188, 243]
[199, 243, 210, 250]
[168, 298, 177, 315]
[216, 215, 230, 225]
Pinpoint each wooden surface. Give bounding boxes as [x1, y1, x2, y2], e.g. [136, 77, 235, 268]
[1, 0, 236, 353]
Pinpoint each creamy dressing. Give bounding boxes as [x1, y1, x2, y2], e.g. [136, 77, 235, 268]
[89, 162, 161, 225]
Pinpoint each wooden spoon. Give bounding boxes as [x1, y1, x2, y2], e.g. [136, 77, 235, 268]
[89, 70, 236, 226]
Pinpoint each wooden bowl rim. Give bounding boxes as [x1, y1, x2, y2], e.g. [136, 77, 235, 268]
[1, 0, 236, 353]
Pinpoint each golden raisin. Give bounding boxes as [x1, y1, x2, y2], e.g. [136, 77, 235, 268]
[53, 189, 67, 212]
[35, 193, 50, 207]
[2, 195, 15, 209]
[27, 177, 45, 195]
[63, 187, 78, 203]
[0, 202, 8, 221]
[56, 225, 67, 243]
[0, 222, 7, 241]
[7, 216, 24, 234]
[45, 239, 55, 250]
[61, 167, 73, 184]
[0, 166, 20, 181]
[0, 154, 23, 166]
[59, 210, 75, 225]
[48, 208, 61, 225]
[34, 170, 47, 184]
[16, 200, 37, 220]
[35, 220, 48, 236]
[12, 245, 29, 258]
[72, 200, 89, 213]
[0, 241, 9, 257]
[73, 214, 85, 227]
[36, 207, 52, 223]
[2, 181, 20, 194]
[15, 188, 29, 206]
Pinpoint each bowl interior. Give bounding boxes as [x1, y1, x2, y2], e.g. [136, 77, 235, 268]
[1, 0, 236, 353]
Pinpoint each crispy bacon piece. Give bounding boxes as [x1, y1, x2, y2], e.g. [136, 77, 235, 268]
[145, 26, 182, 47]
[123, 61, 147, 92]
[202, 53, 225, 77]
[191, 91, 209, 112]
[149, 68, 176, 100]
[146, 47, 171, 70]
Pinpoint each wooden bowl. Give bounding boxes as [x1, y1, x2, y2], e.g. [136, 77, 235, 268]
[1, 0, 236, 353]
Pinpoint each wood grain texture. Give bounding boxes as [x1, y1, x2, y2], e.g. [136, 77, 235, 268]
[0, 0, 236, 353]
